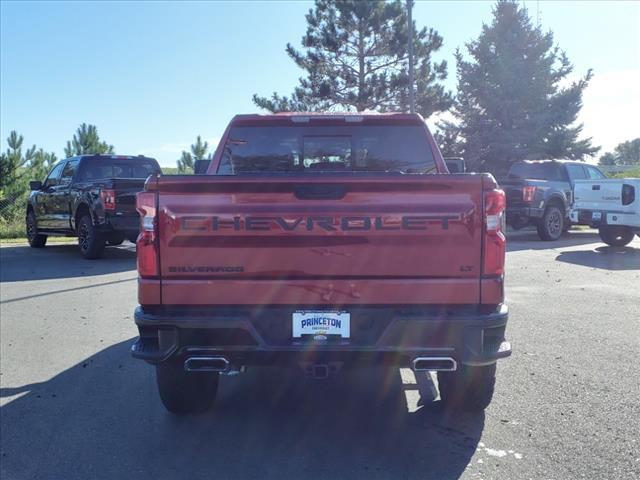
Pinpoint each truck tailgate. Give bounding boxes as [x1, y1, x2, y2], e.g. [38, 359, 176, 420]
[109, 178, 148, 216]
[152, 175, 485, 305]
[573, 179, 629, 209]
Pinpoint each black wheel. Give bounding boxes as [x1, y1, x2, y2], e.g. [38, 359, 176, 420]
[26, 211, 47, 248]
[106, 233, 125, 246]
[537, 206, 564, 241]
[77, 214, 105, 259]
[156, 360, 219, 414]
[599, 226, 635, 247]
[438, 363, 496, 412]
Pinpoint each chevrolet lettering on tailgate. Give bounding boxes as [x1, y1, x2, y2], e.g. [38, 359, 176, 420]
[179, 215, 461, 232]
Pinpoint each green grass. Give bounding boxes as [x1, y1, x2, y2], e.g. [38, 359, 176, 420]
[0, 217, 76, 243]
[0, 237, 76, 245]
[0, 217, 25, 239]
[608, 167, 640, 179]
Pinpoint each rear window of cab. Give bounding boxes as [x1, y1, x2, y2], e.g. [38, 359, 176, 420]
[507, 162, 565, 181]
[77, 157, 161, 181]
[217, 125, 436, 175]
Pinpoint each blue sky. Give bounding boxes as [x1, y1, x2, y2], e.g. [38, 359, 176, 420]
[1, 0, 639, 167]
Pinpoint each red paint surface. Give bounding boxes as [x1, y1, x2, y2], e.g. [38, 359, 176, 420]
[138, 113, 505, 307]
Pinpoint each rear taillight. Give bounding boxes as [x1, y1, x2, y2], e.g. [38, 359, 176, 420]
[136, 191, 158, 277]
[522, 186, 536, 203]
[622, 184, 635, 206]
[483, 188, 506, 276]
[101, 189, 116, 210]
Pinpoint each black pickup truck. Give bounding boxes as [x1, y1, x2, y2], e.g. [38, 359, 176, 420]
[26, 154, 161, 258]
[501, 160, 606, 240]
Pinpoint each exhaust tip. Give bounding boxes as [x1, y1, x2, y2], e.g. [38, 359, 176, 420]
[184, 356, 229, 373]
[412, 357, 457, 372]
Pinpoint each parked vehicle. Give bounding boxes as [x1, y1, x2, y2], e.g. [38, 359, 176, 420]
[570, 178, 640, 246]
[26, 154, 161, 258]
[131, 113, 511, 414]
[501, 160, 606, 240]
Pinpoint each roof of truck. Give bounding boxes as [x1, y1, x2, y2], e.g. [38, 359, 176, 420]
[229, 112, 426, 126]
[515, 159, 589, 165]
[64, 154, 157, 161]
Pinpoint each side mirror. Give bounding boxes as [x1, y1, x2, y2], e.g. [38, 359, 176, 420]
[194, 159, 210, 175]
[29, 180, 43, 191]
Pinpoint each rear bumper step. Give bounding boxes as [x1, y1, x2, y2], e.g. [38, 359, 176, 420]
[131, 305, 511, 367]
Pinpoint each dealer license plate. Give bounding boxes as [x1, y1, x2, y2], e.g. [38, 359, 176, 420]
[292, 311, 350, 338]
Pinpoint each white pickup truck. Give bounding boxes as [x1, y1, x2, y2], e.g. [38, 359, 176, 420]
[570, 178, 640, 246]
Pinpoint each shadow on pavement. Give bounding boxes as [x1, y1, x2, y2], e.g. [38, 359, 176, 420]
[555, 245, 640, 271]
[0, 340, 483, 480]
[0, 243, 136, 282]
[507, 229, 601, 252]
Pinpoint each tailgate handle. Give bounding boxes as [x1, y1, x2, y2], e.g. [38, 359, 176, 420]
[592, 185, 600, 190]
[294, 184, 347, 200]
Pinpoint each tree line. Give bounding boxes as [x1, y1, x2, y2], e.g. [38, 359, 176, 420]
[598, 138, 640, 167]
[252, 0, 638, 175]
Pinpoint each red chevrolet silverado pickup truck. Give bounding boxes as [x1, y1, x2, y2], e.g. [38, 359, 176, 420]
[131, 113, 511, 414]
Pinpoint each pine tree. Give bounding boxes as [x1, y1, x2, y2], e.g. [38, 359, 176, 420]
[177, 136, 210, 174]
[176, 151, 194, 174]
[444, 0, 599, 176]
[0, 131, 36, 196]
[31, 149, 58, 180]
[433, 121, 464, 157]
[253, 0, 451, 118]
[64, 123, 114, 158]
[0, 132, 56, 221]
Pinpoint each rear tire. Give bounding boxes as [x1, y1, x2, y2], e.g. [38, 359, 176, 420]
[156, 360, 219, 414]
[26, 212, 47, 248]
[438, 363, 496, 412]
[77, 214, 105, 259]
[599, 226, 634, 247]
[537, 206, 564, 241]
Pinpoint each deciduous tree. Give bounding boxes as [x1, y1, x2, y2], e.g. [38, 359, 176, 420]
[599, 138, 640, 166]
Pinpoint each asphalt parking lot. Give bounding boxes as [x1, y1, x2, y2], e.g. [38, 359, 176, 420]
[1, 230, 639, 480]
